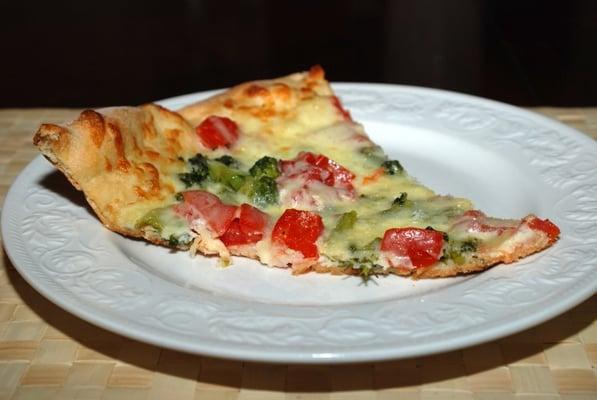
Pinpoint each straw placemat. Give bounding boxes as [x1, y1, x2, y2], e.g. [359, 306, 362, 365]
[0, 108, 595, 400]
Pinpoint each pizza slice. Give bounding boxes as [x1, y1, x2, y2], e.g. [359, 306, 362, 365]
[33, 66, 559, 279]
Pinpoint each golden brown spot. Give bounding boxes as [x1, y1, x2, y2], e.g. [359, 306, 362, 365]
[223, 99, 234, 109]
[108, 122, 126, 160]
[117, 159, 130, 172]
[143, 122, 157, 140]
[166, 133, 182, 154]
[308, 65, 325, 80]
[239, 105, 276, 121]
[80, 110, 106, 148]
[104, 157, 113, 172]
[107, 122, 131, 173]
[133, 162, 161, 199]
[272, 83, 292, 100]
[165, 129, 181, 139]
[145, 150, 160, 160]
[245, 84, 270, 97]
[300, 87, 315, 99]
[146, 103, 188, 126]
[131, 136, 143, 156]
[34, 124, 70, 152]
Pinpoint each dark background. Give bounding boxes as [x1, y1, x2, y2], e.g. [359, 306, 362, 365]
[2, 0, 596, 108]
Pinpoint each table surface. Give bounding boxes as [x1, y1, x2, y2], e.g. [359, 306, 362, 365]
[0, 108, 595, 400]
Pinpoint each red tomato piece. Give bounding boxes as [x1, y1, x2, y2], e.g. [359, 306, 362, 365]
[460, 210, 508, 234]
[463, 210, 485, 219]
[220, 204, 268, 246]
[280, 152, 355, 188]
[526, 216, 560, 242]
[271, 209, 324, 258]
[331, 96, 352, 121]
[238, 204, 268, 236]
[219, 220, 249, 246]
[196, 116, 240, 149]
[381, 228, 445, 268]
[179, 190, 237, 236]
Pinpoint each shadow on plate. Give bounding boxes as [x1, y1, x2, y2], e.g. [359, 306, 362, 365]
[38, 170, 93, 214]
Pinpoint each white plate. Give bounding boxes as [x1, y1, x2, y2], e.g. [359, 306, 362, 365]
[3, 84, 597, 363]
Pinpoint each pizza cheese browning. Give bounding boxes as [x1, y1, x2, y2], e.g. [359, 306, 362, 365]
[33, 66, 560, 279]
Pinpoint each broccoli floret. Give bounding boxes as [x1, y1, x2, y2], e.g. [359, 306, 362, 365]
[135, 210, 163, 233]
[250, 176, 278, 207]
[334, 211, 357, 232]
[360, 145, 385, 162]
[178, 154, 209, 187]
[214, 155, 238, 167]
[382, 160, 404, 175]
[393, 192, 408, 206]
[168, 234, 179, 247]
[441, 238, 478, 265]
[207, 160, 247, 191]
[188, 154, 209, 170]
[460, 239, 478, 253]
[249, 156, 280, 179]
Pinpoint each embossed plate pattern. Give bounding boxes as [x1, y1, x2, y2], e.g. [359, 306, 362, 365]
[3, 84, 597, 363]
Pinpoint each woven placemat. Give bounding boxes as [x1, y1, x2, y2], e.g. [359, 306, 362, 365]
[0, 108, 595, 400]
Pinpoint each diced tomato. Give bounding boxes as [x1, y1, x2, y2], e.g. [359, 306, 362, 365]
[238, 204, 268, 236]
[178, 190, 237, 236]
[526, 216, 560, 242]
[331, 96, 352, 121]
[280, 152, 355, 189]
[196, 116, 240, 149]
[460, 210, 509, 234]
[219, 220, 258, 246]
[381, 227, 445, 268]
[464, 210, 485, 219]
[271, 209, 323, 258]
[220, 204, 268, 246]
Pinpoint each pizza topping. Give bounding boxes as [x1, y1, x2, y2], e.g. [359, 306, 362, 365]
[381, 227, 445, 268]
[525, 216, 560, 242]
[272, 209, 324, 258]
[247, 176, 278, 207]
[392, 192, 411, 207]
[249, 156, 280, 179]
[196, 116, 240, 149]
[245, 156, 280, 207]
[360, 145, 385, 162]
[382, 160, 404, 175]
[179, 154, 209, 187]
[441, 238, 479, 265]
[334, 210, 358, 232]
[135, 209, 164, 232]
[331, 96, 352, 121]
[176, 190, 237, 236]
[214, 155, 239, 167]
[452, 210, 518, 236]
[280, 152, 355, 188]
[207, 159, 247, 191]
[220, 204, 268, 246]
[277, 152, 356, 209]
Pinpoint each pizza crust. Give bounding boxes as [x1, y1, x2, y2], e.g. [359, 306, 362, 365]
[178, 65, 332, 127]
[33, 104, 202, 238]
